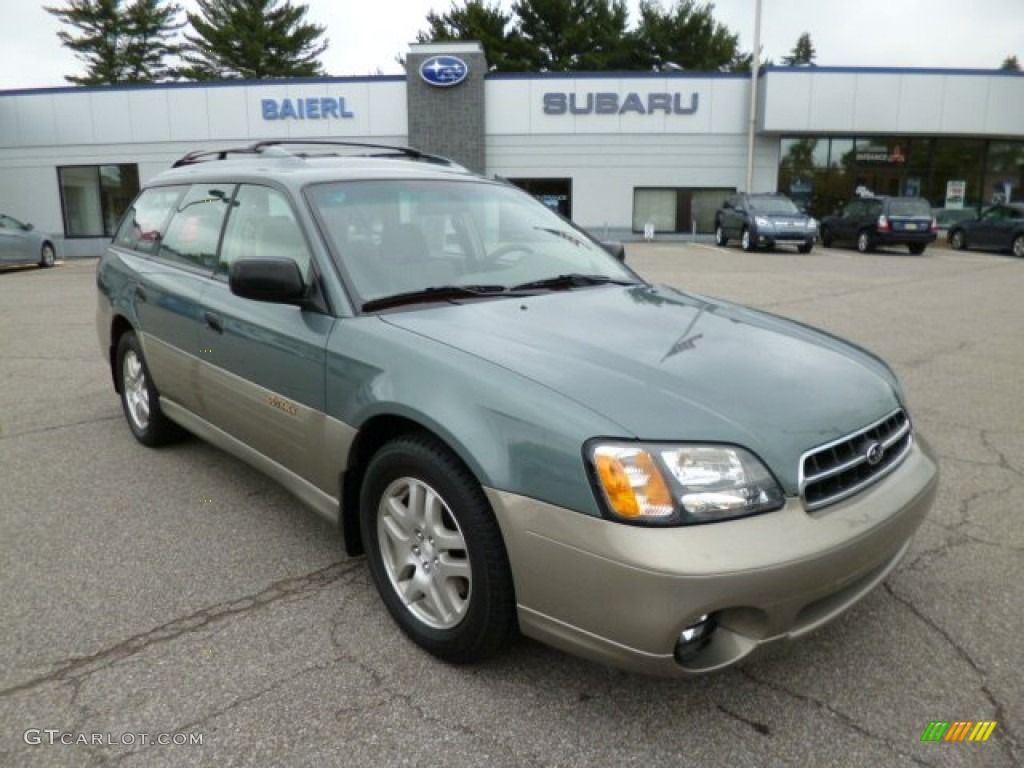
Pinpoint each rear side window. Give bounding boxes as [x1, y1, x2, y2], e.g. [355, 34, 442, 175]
[113, 186, 185, 254]
[888, 198, 931, 217]
[157, 184, 235, 269]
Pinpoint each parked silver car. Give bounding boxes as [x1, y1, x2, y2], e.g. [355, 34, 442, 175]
[0, 213, 57, 268]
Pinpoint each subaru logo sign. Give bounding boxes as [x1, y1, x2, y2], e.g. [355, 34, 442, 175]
[419, 55, 468, 87]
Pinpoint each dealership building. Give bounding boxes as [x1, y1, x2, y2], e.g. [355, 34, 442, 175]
[1, 42, 1022, 258]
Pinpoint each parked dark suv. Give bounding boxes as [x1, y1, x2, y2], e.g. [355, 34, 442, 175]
[820, 196, 937, 254]
[714, 193, 817, 253]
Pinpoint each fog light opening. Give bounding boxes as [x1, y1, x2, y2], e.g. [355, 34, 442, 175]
[674, 613, 718, 664]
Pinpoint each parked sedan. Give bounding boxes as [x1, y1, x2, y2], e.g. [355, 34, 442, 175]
[0, 213, 57, 268]
[948, 204, 1024, 257]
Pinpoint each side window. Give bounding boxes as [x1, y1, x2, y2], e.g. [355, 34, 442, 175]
[157, 184, 234, 269]
[842, 201, 860, 217]
[219, 185, 311, 277]
[113, 186, 185, 254]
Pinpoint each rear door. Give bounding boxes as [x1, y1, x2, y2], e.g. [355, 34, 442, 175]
[835, 200, 863, 242]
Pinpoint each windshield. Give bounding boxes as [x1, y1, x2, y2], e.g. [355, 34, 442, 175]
[307, 179, 637, 304]
[749, 197, 801, 215]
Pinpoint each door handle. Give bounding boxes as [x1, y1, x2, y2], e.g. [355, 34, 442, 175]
[204, 312, 224, 334]
[134, 285, 148, 302]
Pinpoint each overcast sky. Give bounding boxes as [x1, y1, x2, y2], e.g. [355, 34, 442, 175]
[1, 0, 1020, 91]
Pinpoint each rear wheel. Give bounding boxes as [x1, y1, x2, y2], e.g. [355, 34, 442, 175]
[949, 230, 967, 250]
[360, 434, 516, 664]
[856, 231, 873, 253]
[39, 243, 55, 268]
[740, 228, 754, 252]
[908, 243, 926, 255]
[116, 332, 183, 446]
[1013, 234, 1024, 258]
[714, 224, 728, 247]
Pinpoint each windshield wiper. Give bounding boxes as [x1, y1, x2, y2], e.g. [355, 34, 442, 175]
[361, 284, 509, 312]
[511, 273, 638, 292]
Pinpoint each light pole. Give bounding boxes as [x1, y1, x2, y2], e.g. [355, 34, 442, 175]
[745, 0, 763, 193]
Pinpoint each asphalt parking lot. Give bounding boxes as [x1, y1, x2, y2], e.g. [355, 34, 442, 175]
[1, 243, 1021, 767]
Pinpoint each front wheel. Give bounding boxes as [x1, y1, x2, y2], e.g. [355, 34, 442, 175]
[798, 241, 813, 254]
[360, 434, 516, 664]
[949, 230, 967, 250]
[39, 243, 55, 268]
[856, 231, 873, 253]
[1012, 234, 1024, 258]
[116, 332, 183, 446]
[820, 227, 833, 247]
[740, 228, 754, 252]
[714, 224, 728, 247]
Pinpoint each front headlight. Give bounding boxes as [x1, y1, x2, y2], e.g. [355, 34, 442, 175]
[754, 216, 771, 228]
[806, 218, 818, 229]
[587, 442, 784, 525]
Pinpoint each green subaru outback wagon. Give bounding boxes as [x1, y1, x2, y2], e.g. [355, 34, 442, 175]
[96, 141, 938, 676]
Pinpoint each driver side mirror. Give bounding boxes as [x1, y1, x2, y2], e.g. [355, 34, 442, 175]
[600, 240, 626, 262]
[24, 222, 34, 231]
[229, 258, 307, 305]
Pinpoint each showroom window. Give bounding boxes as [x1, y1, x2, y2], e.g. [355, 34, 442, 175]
[57, 164, 140, 238]
[633, 188, 731, 235]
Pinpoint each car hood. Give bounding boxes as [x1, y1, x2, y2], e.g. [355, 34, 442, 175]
[380, 284, 902, 491]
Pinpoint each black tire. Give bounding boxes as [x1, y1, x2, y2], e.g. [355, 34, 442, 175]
[714, 224, 728, 247]
[740, 227, 754, 252]
[39, 242, 56, 268]
[1012, 234, 1024, 259]
[856, 231, 873, 253]
[798, 241, 813, 254]
[360, 433, 516, 664]
[820, 227, 833, 247]
[908, 243, 926, 255]
[116, 332, 183, 446]
[949, 230, 967, 250]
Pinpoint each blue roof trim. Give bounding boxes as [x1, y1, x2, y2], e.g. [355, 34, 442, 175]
[763, 64, 1023, 77]
[486, 70, 749, 81]
[0, 74, 407, 98]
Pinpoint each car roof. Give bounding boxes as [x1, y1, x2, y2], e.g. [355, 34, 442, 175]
[147, 141, 482, 189]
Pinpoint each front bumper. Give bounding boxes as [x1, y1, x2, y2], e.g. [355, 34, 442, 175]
[753, 228, 815, 247]
[487, 437, 938, 676]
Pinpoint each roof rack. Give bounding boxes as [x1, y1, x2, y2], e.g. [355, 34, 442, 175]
[171, 140, 458, 168]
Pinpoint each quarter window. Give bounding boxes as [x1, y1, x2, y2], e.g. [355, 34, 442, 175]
[157, 184, 235, 269]
[113, 186, 186, 254]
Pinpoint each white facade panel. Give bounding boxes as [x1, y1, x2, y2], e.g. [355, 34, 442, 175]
[366, 81, 407, 136]
[14, 94, 59, 146]
[90, 91, 134, 144]
[709, 79, 749, 133]
[54, 91, 96, 145]
[895, 76, 945, 133]
[485, 80, 531, 134]
[206, 86, 250, 140]
[852, 75, 902, 133]
[167, 89, 210, 142]
[939, 76, 991, 134]
[127, 90, 171, 142]
[986, 77, 1024, 136]
[806, 74, 857, 132]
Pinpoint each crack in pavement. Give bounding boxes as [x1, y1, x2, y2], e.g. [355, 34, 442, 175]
[980, 429, 1023, 480]
[0, 414, 121, 441]
[884, 583, 1021, 765]
[0, 560, 362, 700]
[737, 667, 936, 768]
[714, 701, 771, 735]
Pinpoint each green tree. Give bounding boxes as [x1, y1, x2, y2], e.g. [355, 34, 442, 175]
[781, 31, 816, 66]
[416, 1, 530, 71]
[46, 0, 184, 85]
[629, 1, 743, 72]
[1000, 55, 1020, 71]
[510, 0, 634, 71]
[178, 0, 328, 80]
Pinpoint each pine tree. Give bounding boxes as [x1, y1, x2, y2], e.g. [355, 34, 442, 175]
[46, 0, 184, 85]
[632, 0, 743, 72]
[416, 1, 530, 72]
[782, 32, 816, 66]
[511, 0, 634, 71]
[1000, 55, 1020, 71]
[177, 0, 328, 80]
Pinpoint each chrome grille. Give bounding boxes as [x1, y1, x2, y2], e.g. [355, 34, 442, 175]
[800, 409, 912, 511]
